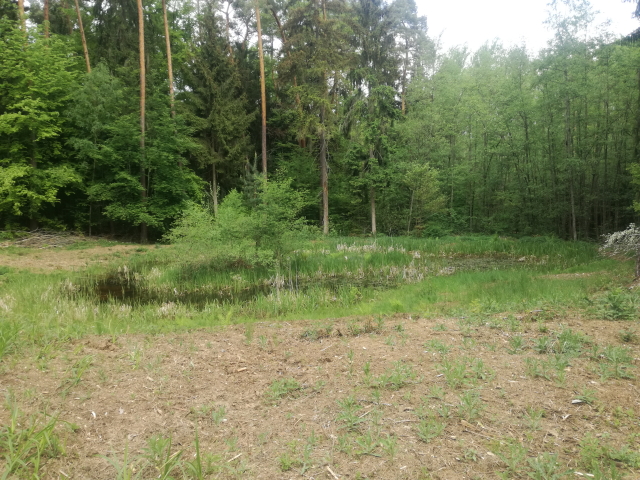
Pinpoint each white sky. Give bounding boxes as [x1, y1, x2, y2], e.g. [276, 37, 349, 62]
[416, 0, 640, 54]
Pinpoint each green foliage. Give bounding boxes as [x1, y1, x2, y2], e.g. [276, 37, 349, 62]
[458, 390, 484, 421]
[1, 395, 64, 479]
[373, 361, 418, 390]
[166, 178, 310, 267]
[598, 345, 635, 380]
[142, 434, 183, 480]
[438, 357, 472, 389]
[415, 418, 446, 443]
[336, 396, 366, 432]
[526, 453, 573, 479]
[265, 378, 301, 404]
[590, 288, 639, 321]
[0, 321, 19, 360]
[0, 19, 81, 227]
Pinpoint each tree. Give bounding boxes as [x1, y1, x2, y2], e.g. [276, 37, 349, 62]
[162, 0, 175, 119]
[255, 0, 268, 176]
[182, 0, 255, 217]
[17, 0, 25, 30]
[0, 18, 80, 229]
[279, 0, 353, 235]
[137, 0, 147, 242]
[348, 0, 401, 234]
[73, 0, 91, 72]
[388, 0, 429, 115]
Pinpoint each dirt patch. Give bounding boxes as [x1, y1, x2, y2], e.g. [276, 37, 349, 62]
[1, 315, 639, 479]
[538, 273, 594, 280]
[0, 245, 144, 272]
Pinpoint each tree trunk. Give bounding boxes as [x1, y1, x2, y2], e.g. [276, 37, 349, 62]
[29, 131, 38, 230]
[18, 0, 25, 31]
[44, 0, 50, 38]
[407, 190, 414, 234]
[401, 40, 408, 115]
[212, 163, 219, 217]
[370, 186, 377, 236]
[564, 69, 575, 241]
[137, 0, 148, 244]
[570, 170, 577, 241]
[73, 0, 91, 73]
[369, 146, 377, 235]
[162, 0, 175, 119]
[634, 68, 640, 164]
[320, 106, 329, 235]
[271, 8, 304, 148]
[255, 1, 267, 178]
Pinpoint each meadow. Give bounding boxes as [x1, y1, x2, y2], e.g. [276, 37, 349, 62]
[0, 235, 638, 479]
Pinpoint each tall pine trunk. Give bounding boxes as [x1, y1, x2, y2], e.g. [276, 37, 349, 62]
[255, 1, 267, 177]
[564, 69, 576, 241]
[44, 0, 50, 37]
[370, 187, 377, 236]
[369, 149, 376, 235]
[18, 0, 25, 31]
[137, 0, 148, 243]
[162, 0, 175, 119]
[320, 104, 329, 234]
[634, 68, 640, 165]
[401, 40, 408, 115]
[407, 190, 414, 234]
[74, 0, 91, 73]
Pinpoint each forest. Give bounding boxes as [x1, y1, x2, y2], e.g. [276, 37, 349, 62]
[1, 0, 640, 242]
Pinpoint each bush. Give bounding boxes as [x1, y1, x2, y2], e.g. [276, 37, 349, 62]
[165, 178, 312, 268]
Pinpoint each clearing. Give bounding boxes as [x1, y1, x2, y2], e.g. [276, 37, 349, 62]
[0, 236, 638, 479]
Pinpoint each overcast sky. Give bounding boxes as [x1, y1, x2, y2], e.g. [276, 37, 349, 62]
[416, 0, 639, 54]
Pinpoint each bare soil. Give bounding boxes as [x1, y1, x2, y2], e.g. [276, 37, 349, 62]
[0, 244, 143, 272]
[1, 314, 639, 479]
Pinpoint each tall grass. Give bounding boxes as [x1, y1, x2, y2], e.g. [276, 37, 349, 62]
[108, 235, 599, 292]
[0, 236, 632, 359]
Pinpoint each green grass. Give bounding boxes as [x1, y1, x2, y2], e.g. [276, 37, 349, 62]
[0, 235, 635, 359]
[1, 395, 64, 479]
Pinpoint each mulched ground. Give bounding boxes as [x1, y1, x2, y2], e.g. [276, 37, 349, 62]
[1, 314, 638, 479]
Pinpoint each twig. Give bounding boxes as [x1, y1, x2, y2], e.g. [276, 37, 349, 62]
[320, 344, 334, 352]
[462, 429, 495, 440]
[326, 465, 340, 479]
[227, 453, 242, 463]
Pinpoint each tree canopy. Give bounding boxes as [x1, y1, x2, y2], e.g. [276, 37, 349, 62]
[0, 0, 639, 240]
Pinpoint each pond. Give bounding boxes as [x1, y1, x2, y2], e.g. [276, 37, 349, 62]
[79, 255, 527, 308]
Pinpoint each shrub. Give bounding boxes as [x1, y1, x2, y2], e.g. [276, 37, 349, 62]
[165, 178, 312, 268]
